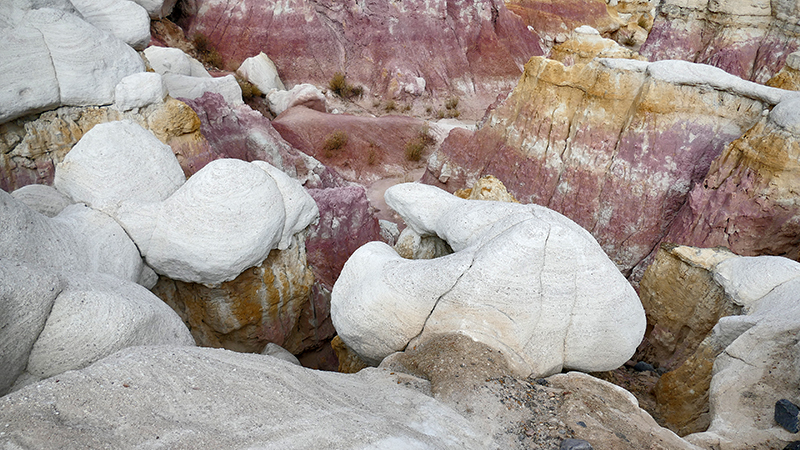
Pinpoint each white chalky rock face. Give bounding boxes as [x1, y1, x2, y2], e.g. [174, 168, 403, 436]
[162, 73, 243, 106]
[267, 83, 326, 116]
[53, 120, 186, 215]
[236, 52, 286, 94]
[69, 0, 151, 50]
[114, 72, 167, 111]
[130, 0, 177, 18]
[251, 160, 319, 250]
[143, 46, 210, 78]
[20, 272, 195, 388]
[132, 159, 287, 285]
[10, 184, 72, 217]
[0, 7, 144, 124]
[331, 183, 646, 377]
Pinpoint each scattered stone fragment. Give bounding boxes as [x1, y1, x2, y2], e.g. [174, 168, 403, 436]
[776, 399, 800, 433]
[632, 361, 655, 372]
[561, 438, 594, 450]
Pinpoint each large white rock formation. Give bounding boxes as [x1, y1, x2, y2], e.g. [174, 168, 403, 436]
[0, 346, 490, 449]
[684, 255, 800, 449]
[331, 183, 646, 377]
[69, 0, 151, 50]
[53, 120, 186, 215]
[236, 52, 285, 93]
[143, 45, 211, 78]
[0, 5, 144, 123]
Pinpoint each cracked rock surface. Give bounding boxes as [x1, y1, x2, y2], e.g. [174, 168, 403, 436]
[331, 183, 645, 377]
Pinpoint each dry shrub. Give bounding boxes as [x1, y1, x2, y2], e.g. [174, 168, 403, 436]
[323, 130, 348, 157]
[193, 33, 224, 69]
[235, 75, 262, 99]
[404, 125, 435, 162]
[329, 72, 364, 99]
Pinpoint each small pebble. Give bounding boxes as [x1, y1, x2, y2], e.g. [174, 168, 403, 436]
[775, 399, 800, 433]
[560, 438, 594, 450]
[632, 361, 655, 372]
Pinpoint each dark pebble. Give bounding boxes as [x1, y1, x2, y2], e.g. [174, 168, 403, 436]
[633, 361, 655, 372]
[784, 442, 800, 450]
[535, 378, 549, 386]
[775, 399, 800, 433]
[576, 421, 587, 428]
[560, 438, 593, 450]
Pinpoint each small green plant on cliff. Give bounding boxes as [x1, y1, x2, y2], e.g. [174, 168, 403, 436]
[404, 124, 435, 162]
[322, 130, 348, 158]
[329, 72, 364, 99]
[235, 75, 263, 99]
[193, 33, 224, 69]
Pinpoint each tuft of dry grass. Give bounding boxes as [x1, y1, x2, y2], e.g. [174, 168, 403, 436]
[235, 75, 262, 99]
[193, 33, 224, 68]
[329, 72, 364, 99]
[323, 130, 348, 157]
[404, 125, 435, 162]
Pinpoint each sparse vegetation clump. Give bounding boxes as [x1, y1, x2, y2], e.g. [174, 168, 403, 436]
[323, 130, 348, 157]
[329, 72, 364, 99]
[384, 99, 397, 112]
[235, 75, 262, 99]
[192, 33, 224, 69]
[436, 96, 461, 119]
[404, 124, 435, 162]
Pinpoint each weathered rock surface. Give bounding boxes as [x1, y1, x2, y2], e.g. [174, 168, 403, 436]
[69, 0, 151, 50]
[423, 56, 793, 275]
[0, 345, 490, 449]
[332, 183, 645, 377]
[767, 51, 800, 91]
[662, 95, 800, 263]
[640, 0, 800, 83]
[236, 52, 285, 94]
[548, 26, 646, 66]
[0, 6, 145, 124]
[10, 184, 72, 217]
[163, 73, 243, 107]
[267, 84, 326, 116]
[132, 0, 177, 18]
[180, 93, 343, 186]
[1, 191, 143, 283]
[114, 72, 168, 112]
[175, 0, 543, 117]
[17, 273, 194, 390]
[143, 45, 210, 78]
[0, 98, 203, 192]
[120, 158, 288, 285]
[151, 235, 315, 354]
[0, 261, 62, 396]
[53, 120, 185, 214]
[272, 106, 432, 184]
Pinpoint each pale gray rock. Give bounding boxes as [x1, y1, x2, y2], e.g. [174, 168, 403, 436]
[10, 184, 72, 217]
[267, 83, 326, 116]
[0, 7, 144, 124]
[236, 52, 285, 93]
[0, 346, 490, 449]
[53, 120, 185, 215]
[130, 0, 177, 18]
[17, 273, 194, 390]
[770, 96, 800, 134]
[114, 72, 167, 111]
[131, 159, 287, 285]
[251, 160, 319, 250]
[0, 190, 143, 284]
[261, 343, 301, 366]
[685, 255, 800, 449]
[332, 183, 645, 376]
[0, 261, 63, 396]
[163, 73, 243, 106]
[69, 0, 151, 50]
[143, 45, 210, 78]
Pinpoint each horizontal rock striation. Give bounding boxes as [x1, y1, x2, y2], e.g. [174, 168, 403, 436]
[423, 56, 794, 274]
[640, 0, 800, 83]
[175, 0, 543, 114]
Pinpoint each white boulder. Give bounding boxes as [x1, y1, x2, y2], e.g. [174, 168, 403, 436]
[18, 272, 194, 389]
[685, 256, 800, 449]
[0, 7, 144, 123]
[10, 183, 72, 217]
[0, 261, 63, 395]
[0, 190, 144, 284]
[162, 73, 243, 106]
[69, 0, 151, 50]
[114, 72, 168, 111]
[130, 0, 177, 18]
[53, 120, 185, 214]
[331, 183, 646, 377]
[123, 159, 287, 285]
[144, 45, 210, 78]
[267, 83, 326, 116]
[252, 160, 319, 250]
[236, 52, 285, 93]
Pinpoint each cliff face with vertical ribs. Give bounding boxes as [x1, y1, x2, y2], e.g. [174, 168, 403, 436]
[422, 52, 794, 275]
[174, 0, 542, 115]
[640, 0, 800, 83]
